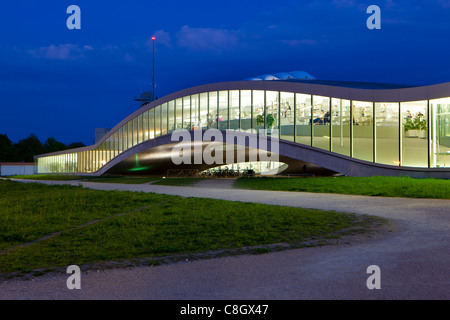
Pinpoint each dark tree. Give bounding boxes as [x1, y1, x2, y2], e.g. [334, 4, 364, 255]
[68, 142, 86, 149]
[43, 137, 68, 154]
[13, 134, 45, 162]
[0, 133, 14, 162]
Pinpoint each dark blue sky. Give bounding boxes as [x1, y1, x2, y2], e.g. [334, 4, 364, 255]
[1, 0, 450, 145]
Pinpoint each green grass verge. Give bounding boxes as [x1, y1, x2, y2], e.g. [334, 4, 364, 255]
[0, 180, 385, 275]
[10, 174, 85, 181]
[82, 177, 161, 184]
[9, 175, 162, 184]
[234, 176, 450, 199]
[152, 177, 208, 186]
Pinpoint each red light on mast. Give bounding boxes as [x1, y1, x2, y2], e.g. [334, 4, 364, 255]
[151, 36, 156, 40]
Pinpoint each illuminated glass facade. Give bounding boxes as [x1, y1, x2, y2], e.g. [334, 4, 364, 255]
[36, 86, 450, 173]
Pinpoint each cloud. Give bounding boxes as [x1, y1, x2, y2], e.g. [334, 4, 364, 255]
[176, 25, 239, 51]
[281, 39, 318, 46]
[28, 44, 93, 60]
[438, 0, 450, 7]
[147, 30, 172, 48]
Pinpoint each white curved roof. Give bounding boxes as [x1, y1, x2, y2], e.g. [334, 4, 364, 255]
[243, 70, 316, 81]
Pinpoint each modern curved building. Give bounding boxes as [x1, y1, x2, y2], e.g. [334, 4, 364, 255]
[35, 75, 450, 178]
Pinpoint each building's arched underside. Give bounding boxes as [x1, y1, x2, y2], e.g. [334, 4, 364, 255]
[97, 131, 448, 178]
[99, 132, 337, 176]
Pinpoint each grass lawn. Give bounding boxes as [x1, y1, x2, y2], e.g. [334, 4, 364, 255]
[82, 176, 161, 184]
[152, 177, 209, 186]
[234, 176, 450, 199]
[8, 175, 162, 184]
[0, 180, 386, 276]
[9, 174, 86, 181]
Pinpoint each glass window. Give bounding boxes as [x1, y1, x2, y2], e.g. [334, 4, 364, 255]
[191, 94, 200, 130]
[155, 105, 161, 137]
[122, 123, 128, 150]
[168, 100, 175, 133]
[430, 98, 450, 168]
[132, 118, 138, 146]
[143, 110, 149, 141]
[137, 114, 143, 144]
[118, 127, 123, 154]
[199, 93, 208, 130]
[280, 92, 294, 142]
[401, 101, 428, 167]
[97, 144, 102, 169]
[175, 98, 183, 130]
[105, 140, 111, 164]
[149, 108, 155, 139]
[106, 137, 111, 163]
[113, 131, 118, 158]
[127, 121, 133, 149]
[183, 96, 191, 129]
[375, 103, 399, 165]
[331, 98, 351, 156]
[161, 103, 168, 135]
[353, 101, 373, 162]
[218, 91, 228, 130]
[240, 90, 252, 132]
[266, 91, 279, 134]
[312, 96, 330, 150]
[208, 91, 218, 129]
[295, 93, 312, 146]
[253, 90, 265, 133]
[229, 90, 240, 130]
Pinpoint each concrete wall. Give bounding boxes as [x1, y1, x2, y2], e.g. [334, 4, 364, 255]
[0, 163, 34, 176]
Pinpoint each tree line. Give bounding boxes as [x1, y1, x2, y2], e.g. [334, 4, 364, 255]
[0, 133, 85, 162]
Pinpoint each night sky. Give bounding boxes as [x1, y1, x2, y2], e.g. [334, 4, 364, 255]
[1, 0, 450, 145]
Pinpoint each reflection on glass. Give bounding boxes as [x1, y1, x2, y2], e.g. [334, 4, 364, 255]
[127, 120, 133, 149]
[155, 105, 161, 137]
[149, 108, 155, 139]
[401, 101, 428, 167]
[430, 98, 450, 168]
[375, 103, 399, 165]
[218, 91, 228, 130]
[229, 90, 240, 130]
[175, 98, 183, 130]
[295, 93, 312, 146]
[191, 94, 200, 130]
[240, 90, 252, 132]
[168, 100, 175, 133]
[161, 103, 168, 135]
[202, 161, 286, 175]
[312, 96, 330, 150]
[253, 90, 264, 133]
[183, 96, 191, 130]
[143, 110, 149, 141]
[137, 114, 143, 144]
[208, 91, 218, 129]
[331, 98, 351, 156]
[280, 92, 294, 142]
[266, 91, 278, 134]
[353, 101, 373, 162]
[200, 93, 208, 130]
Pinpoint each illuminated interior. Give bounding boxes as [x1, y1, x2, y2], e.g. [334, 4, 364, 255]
[36, 87, 450, 174]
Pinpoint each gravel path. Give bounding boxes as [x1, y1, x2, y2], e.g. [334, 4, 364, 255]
[0, 179, 449, 299]
[192, 178, 237, 189]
